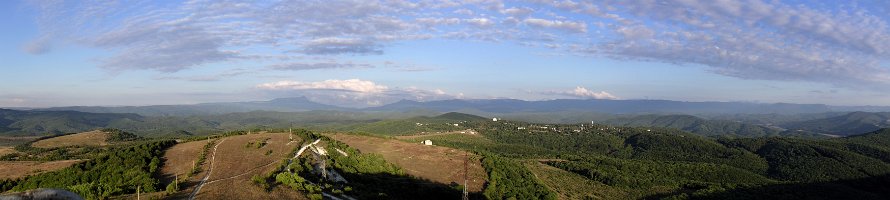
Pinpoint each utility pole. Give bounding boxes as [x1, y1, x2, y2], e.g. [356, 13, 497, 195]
[137, 185, 140, 200]
[462, 152, 469, 200]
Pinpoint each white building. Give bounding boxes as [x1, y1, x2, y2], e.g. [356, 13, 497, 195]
[422, 140, 433, 146]
[492, 118, 499, 122]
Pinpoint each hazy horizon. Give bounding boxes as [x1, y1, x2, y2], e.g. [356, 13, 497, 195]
[5, 96, 890, 110]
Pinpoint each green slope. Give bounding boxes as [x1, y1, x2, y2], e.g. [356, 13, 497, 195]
[783, 112, 890, 135]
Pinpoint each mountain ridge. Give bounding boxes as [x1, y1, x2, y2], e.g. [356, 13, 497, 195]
[36, 96, 349, 116]
[783, 112, 890, 136]
[26, 97, 890, 117]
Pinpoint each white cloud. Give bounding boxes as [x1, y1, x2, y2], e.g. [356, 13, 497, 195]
[453, 8, 474, 15]
[546, 86, 618, 100]
[465, 18, 494, 28]
[21, 0, 890, 90]
[524, 18, 587, 33]
[297, 37, 383, 55]
[255, 79, 460, 107]
[268, 62, 373, 71]
[416, 17, 462, 26]
[154, 69, 255, 82]
[257, 79, 388, 93]
[501, 7, 534, 17]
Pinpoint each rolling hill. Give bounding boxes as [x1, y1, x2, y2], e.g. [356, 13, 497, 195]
[0, 109, 437, 137]
[783, 112, 890, 136]
[2, 113, 890, 199]
[602, 114, 785, 137]
[397, 114, 890, 199]
[344, 112, 486, 135]
[0, 109, 143, 136]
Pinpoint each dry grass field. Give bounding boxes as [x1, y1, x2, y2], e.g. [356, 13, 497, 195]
[191, 133, 306, 200]
[159, 139, 210, 182]
[0, 147, 16, 156]
[31, 131, 108, 148]
[328, 133, 488, 192]
[0, 160, 82, 179]
[0, 136, 39, 147]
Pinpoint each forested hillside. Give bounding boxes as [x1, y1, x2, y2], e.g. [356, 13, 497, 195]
[0, 109, 434, 137]
[1, 141, 174, 199]
[1, 113, 889, 199]
[394, 116, 890, 199]
[783, 112, 890, 136]
[343, 112, 483, 135]
[0, 109, 143, 136]
[602, 114, 787, 137]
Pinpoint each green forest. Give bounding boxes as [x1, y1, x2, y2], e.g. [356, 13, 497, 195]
[1, 112, 889, 199]
[388, 116, 890, 199]
[1, 141, 174, 199]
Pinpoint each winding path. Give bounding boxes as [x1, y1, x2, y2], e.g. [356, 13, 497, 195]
[188, 138, 225, 200]
[203, 159, 280, 185]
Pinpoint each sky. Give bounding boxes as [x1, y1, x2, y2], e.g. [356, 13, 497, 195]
[2, 0, 890, 108]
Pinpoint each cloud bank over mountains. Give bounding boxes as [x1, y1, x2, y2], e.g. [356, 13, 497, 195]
[21, 0, 890, 96]
[256, 79, 462, 107]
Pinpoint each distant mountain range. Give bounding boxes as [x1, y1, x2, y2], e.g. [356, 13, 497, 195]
[3, 106, 890, 138]
[4, 97, 890, 137]
[37, 97, 347, 116]
[25, 97, 890, 117]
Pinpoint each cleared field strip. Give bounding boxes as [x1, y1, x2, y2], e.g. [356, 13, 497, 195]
[0, 147, 15, 156]
[159, 140, 211, 182]
[0, 136, 39, 147]
[0, 160, 83, 179]
[329, 133, 488, 192]
[192, 133, 306, 200]
[32, 131, 108, 148]
[189, 138, 224, 200]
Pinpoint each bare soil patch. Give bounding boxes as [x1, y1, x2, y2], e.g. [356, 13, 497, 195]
[32, 131, 108, 148]
[329, 133, 488, 192]
[193, 132, 306, 199]
[0, 160, 82, 179]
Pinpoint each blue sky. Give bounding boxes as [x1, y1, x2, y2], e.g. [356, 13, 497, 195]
[2, 0, 890, 108]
